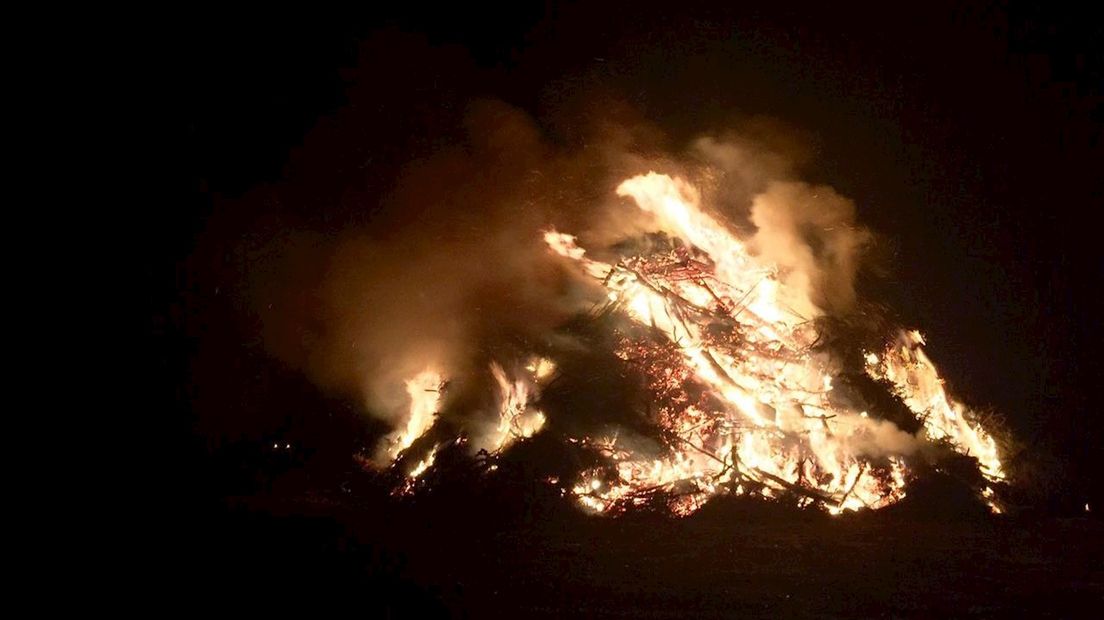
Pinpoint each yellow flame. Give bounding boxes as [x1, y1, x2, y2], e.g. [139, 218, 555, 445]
[485, 362, 547, 452]
[376, 369, 443, 465]
[408, 444, 440, 479]
[551, 173, 1000, 516]
[866, 331, 1005, 482]
[380, 172, 1004, 517]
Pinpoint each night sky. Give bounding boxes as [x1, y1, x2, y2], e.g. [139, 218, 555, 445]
[150, 2, 1101, 522]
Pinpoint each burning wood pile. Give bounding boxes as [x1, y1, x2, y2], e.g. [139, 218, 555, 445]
[365, 172, 1007, 517]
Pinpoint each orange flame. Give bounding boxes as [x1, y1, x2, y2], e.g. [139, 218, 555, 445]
[376, 368, 443, 465]
[376, 172, 1004, 518]
[546, 173, 1002, 515]
[485, 361, 547, 453]
[867, 330, 1005, 482]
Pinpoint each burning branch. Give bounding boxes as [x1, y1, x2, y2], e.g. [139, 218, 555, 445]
[373, 173, 1007, 518]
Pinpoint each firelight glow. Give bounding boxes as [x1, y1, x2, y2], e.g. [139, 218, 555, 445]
[375, 172, 1005, 517]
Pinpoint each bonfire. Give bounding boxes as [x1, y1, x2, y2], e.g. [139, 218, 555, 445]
[369, 172, 1006, 517]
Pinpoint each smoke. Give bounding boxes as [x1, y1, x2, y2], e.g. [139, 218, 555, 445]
[262, 100, 574, 419]
[236, 81, 875, 443]
[252, 96, 673, 425]
[846, 416, 921, 457]
[679, 126, 871, 319]
[691, 127, 803, 211]
[748, 182, 871, 317]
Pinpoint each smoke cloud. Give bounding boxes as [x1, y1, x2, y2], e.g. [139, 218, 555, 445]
[749, 182, 872, 317]
[233, 75, 875, 441]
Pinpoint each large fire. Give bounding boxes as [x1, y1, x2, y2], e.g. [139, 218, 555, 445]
[371, 172, 1005, 516]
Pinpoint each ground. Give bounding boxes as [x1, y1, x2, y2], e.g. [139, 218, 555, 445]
[181, 487, 1103, 617]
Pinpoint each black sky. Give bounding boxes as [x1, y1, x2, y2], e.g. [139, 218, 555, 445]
[152, 2, 1102, 508]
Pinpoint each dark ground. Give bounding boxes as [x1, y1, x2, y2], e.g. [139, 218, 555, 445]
[188, 484, 1102, 617]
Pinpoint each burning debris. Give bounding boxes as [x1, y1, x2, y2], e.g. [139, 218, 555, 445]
[365, 172, 1007, 517]
[375, 369, 445, 466]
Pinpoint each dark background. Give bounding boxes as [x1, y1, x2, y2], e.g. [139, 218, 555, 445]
[146, 2, 1102, 596]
